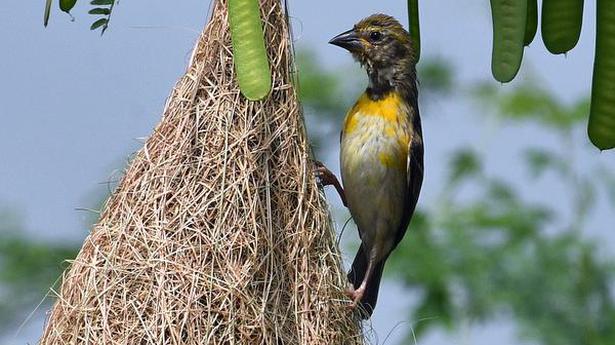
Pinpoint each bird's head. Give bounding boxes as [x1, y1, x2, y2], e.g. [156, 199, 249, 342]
[329, 14, 414, 71]
[329, 14, 415, 95]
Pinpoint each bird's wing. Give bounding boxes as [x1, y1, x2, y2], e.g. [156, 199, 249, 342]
[394, 108, 424, 246]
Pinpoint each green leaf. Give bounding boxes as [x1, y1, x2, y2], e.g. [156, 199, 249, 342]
[90, 0, 113, 5]
[90, 18, 108, 30]
[89, 7, 110, 15]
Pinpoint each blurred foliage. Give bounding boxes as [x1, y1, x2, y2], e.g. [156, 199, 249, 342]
[0, 209, 78, 330]
[389, 80, 615, 343]
[392, 152, 615, 344]
[472, 82, 589, 132]
[297, 50, 346, 117]
[296, 50, 351, 153]
[417, 56, 454, 96]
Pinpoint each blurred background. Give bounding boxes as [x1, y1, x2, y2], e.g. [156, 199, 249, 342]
[1, 1, 614, 344]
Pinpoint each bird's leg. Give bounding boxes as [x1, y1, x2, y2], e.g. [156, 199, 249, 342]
[313, 160, 348, 207]
[347, 258, 375, 309]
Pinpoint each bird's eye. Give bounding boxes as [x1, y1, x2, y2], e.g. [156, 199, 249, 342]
[369, 31, 383, 42]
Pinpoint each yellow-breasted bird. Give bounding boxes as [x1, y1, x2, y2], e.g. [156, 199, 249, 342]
[315, 14, 423, 319]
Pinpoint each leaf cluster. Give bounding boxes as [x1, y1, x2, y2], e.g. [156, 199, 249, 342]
[43, 0, 115, 34]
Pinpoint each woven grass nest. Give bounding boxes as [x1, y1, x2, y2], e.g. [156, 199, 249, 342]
[39, 0, 364, 344]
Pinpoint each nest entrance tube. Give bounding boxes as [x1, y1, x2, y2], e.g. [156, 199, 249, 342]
[39, 0, 363, 344]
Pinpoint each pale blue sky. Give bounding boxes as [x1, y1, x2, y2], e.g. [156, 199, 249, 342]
[1, 1, 613, 344]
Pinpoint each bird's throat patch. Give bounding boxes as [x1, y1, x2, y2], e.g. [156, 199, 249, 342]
[344, 92, 405, 135]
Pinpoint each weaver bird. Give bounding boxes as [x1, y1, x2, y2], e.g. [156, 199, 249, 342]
[316, 14, 423, 319]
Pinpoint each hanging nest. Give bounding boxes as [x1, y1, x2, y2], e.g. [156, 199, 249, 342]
[39, 0, 363, 344]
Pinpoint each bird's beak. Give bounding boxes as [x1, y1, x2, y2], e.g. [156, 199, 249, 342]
[329, 28, 362, 52]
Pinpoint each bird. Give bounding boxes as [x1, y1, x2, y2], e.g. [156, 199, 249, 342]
[315, 13, 424, 319]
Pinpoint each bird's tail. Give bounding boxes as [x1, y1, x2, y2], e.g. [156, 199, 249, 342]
[347, 244, 387, 319]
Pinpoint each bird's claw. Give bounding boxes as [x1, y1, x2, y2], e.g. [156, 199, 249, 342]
[313, 160, 348, 207]
[313, 160, 336, 186]
[344, 286, 364, 309]
[344, 286, 355, 298]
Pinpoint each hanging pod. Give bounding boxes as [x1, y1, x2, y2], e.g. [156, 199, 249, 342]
[524, 0, 538, 46]
[228, 0, 272, 101]
[490, 0, 527, 83]
[588, 0, 615, 150]
[541, 0, 584, 54]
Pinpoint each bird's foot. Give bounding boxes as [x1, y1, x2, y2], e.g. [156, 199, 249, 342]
[344, 286, 365, 309]
[344, 286, 355, 299]
[313, 160, 337, 187]
[313, 160, 348, 206]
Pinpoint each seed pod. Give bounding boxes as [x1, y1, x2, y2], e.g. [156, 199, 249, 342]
[490, 0, 527, 83]
[227, 0, 272, 101]
[588, 0, 615, 150]
[524, 0, 538, 46]
[541, 0, 584, 54]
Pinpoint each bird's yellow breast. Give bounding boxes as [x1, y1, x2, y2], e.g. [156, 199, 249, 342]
[342, 92, 412, 170]
[344, 92, 405, 132]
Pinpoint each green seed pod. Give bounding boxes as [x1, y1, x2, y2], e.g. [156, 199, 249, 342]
[227, 0, 272, 101]
[408, 0, 420, 63]
[588, 0, 615, 150]
[541, 0, 584, 54]
[490, 0, 527, 83]
[524, 0, 538, 46]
